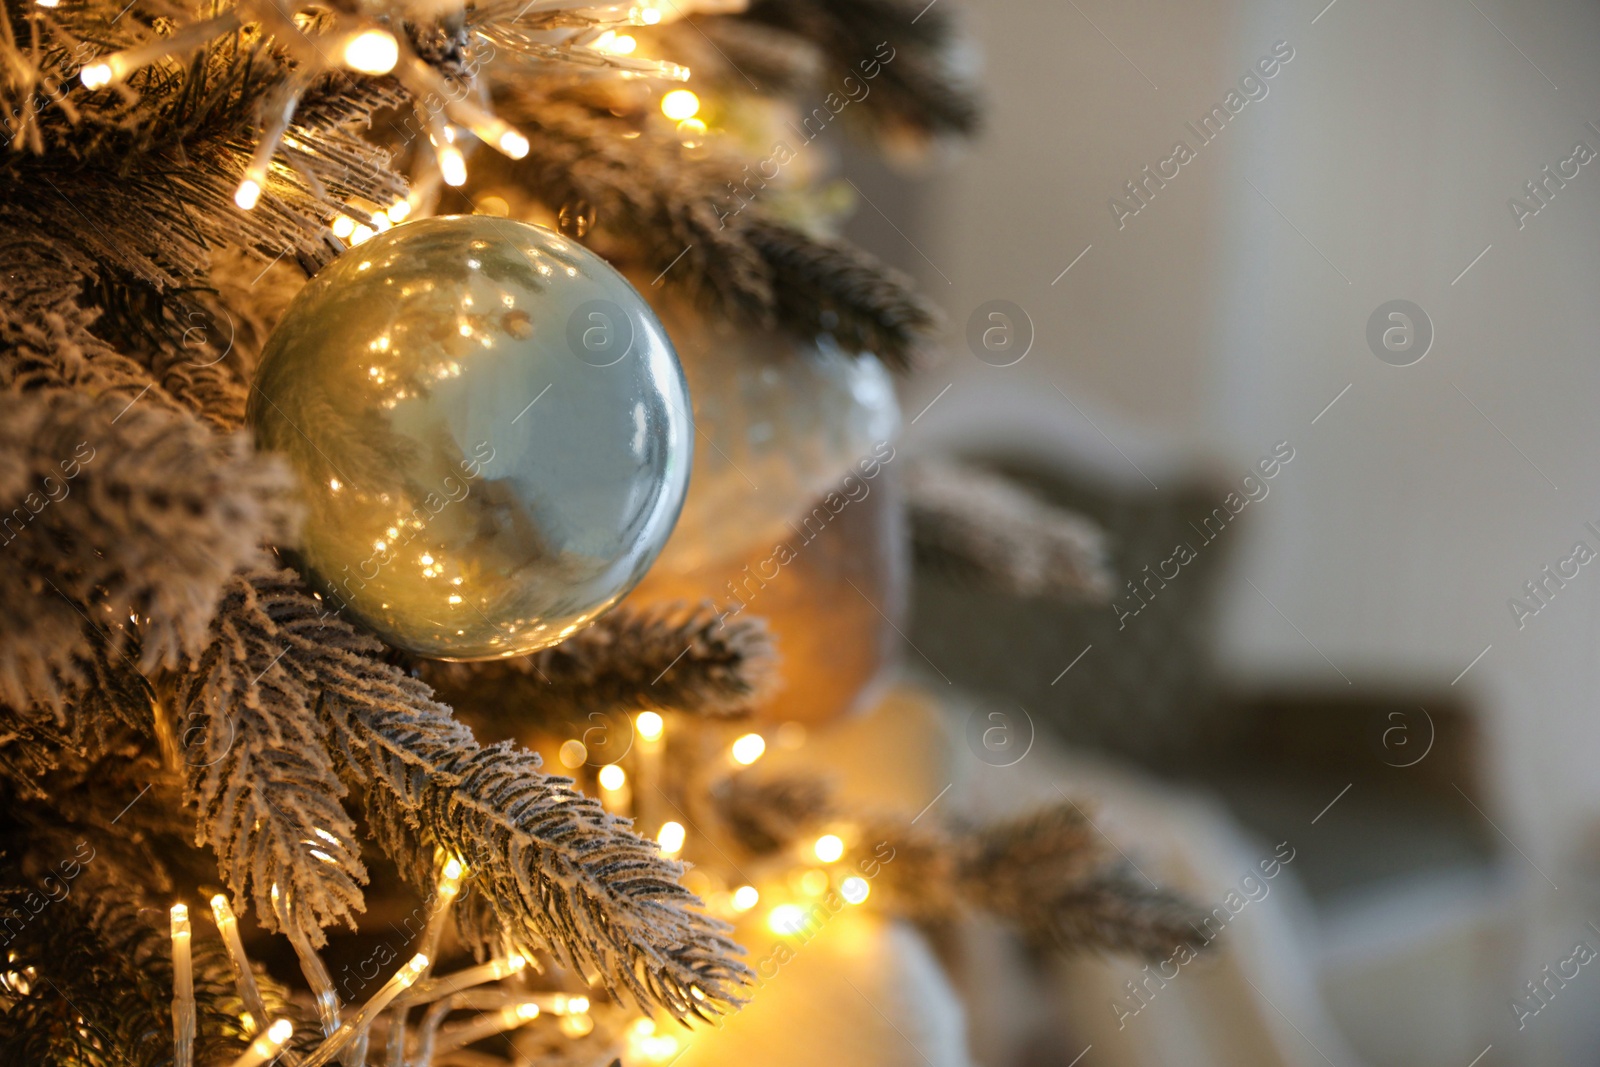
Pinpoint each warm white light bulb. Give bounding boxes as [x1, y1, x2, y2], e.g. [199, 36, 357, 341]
[660, 89, 700, 121]
[438, 145, 467, 187]
[636, 711, 664, 741]
[593, 30, 638, 55]
[767, 904, 805, 936]
[331, 214, 356, 239]
[840, 876, 870, 904]
[341, 29, 398, 74]
[731, 885, 759, 911]
[657, 821, 685, 855]
[234, 179, 262, 211]
[80, 62, 114, 89]
[730, 733, 765, 765]
[598, 764, 626, 791]
[813, 834, 844, 863]
[498, 130, 529, 159]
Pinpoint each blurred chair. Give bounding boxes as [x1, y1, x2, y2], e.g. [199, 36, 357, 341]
[898, 377, 1511, 1065]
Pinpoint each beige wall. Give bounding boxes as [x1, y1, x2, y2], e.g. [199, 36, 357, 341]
[890, 0, 1600, 1061]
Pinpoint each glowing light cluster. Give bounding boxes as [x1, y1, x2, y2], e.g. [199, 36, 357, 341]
[767, 903, 807, 936]
[593, 30, 638, 55]
[628, 1017, 682, 1062]
[731, 732, 765, 765]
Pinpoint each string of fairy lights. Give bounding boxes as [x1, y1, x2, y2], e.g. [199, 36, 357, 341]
[150, 863, 602, 1066]
[72, 0, 699, 226]
[571, 712, 874, 942]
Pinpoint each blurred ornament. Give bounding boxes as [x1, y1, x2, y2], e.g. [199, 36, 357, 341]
[628, 468, 906, 726]
[249, 216, 692, 659]
[643, 290, 900, 574]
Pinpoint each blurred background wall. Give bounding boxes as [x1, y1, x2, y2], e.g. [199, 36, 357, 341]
[844, 0, 1600, 1062]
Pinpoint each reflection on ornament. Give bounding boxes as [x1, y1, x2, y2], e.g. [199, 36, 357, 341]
[642, 291, 900, 574]
[556, 199, 596, 238]
[249, 216, 691, 659]
[676, 117, 707, 148]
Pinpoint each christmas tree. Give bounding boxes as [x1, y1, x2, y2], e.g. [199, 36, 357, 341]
[0, 0, 1196, 1062]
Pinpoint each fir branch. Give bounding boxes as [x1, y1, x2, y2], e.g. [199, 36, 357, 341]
[0, 389, 296, 712]
[1046, 874, 1207, 959]
[905, 458, 1113, 602]
[742, 216, 940, 371]
[424, 603, 776, 721]
[858, 804, 1202, 958]
[0, 891, 249, 1067]
[0, 634, 156, 794]
[740, 0, 981, 140]
[657, 17, 824, 95]
[480, 92, 938, 369]
[711, 770, 1197, 958]
[485, 91, 772, 318]
[3, 748, 207, 914]
[710, 772, 832, 857]
[177, 576, 368, 949]
[0, 4, 408, 421]
[0, 72, 401, 291]
[210, 570, 752, 1019]
[0, 718, 73, 789]
[0, 233, 184, 413]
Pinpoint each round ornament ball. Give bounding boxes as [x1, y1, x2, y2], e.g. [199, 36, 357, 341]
[248, 216, 692, 660]
[640, 287, 900, 574]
